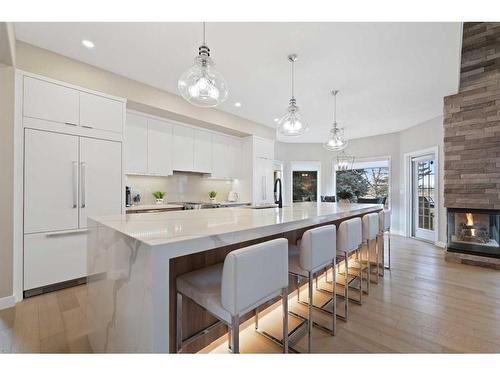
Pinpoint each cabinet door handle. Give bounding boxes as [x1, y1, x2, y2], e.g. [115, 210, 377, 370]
[72, 161, 78, 208]
[82, 125, 93, 129]
[65, 122, 78, 126]
[46, 229, 89, 237]
[80, 162, 86, 208]
[262, 176, 266, 200]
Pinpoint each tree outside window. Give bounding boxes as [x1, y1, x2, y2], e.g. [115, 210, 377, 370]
[336, 167, 389, 206]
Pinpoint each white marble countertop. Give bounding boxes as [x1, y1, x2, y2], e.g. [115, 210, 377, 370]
[125, 204, 184, 211]
[90, 202, 382, 248]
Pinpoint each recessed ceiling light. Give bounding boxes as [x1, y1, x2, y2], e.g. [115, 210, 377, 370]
[234, 102, 242, 107]
[81, 39, 95, 49]
[274, 118, 279, 122]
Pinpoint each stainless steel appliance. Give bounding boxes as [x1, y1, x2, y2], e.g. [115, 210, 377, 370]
[125, 186, 132, 207]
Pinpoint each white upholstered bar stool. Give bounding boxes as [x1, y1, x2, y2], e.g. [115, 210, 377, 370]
[287, 225, 337, 352]
[336, 217, 363, 320]
[176, 238, 289, 354]
[378, 208, 392, 271]
[362, 213, 380, 288]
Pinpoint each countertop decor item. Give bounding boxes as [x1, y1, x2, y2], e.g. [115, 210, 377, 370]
[208, 190, 217, 202]
[178, 22, 228, 108]
[337, 190, 353, 204]
[152, 191, 166, 205]
[276, 54, 309, 137]
[323, 90, 348, 151]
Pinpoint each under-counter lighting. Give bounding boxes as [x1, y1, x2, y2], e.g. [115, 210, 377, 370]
[81, 39, 95, 49]
[234, 102, 242, 108]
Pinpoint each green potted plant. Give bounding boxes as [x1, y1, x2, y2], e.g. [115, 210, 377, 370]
[208, 190, 217, 202]
[152, 191, 166, 205]
[337, 190, 353, 205]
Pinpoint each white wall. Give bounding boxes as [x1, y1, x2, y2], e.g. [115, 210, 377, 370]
[276, 116, 445, 243]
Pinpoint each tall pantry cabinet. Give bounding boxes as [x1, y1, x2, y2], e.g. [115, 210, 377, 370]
[21, 74, 126, 295]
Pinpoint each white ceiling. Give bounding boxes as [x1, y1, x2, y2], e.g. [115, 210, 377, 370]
[14, 22, 462, 142]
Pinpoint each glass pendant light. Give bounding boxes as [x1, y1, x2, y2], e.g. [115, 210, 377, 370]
[276, 54, 309, 136]
[323, 90, 348, 151]
[178, 22, 228, 108]
[336, 150, 355, 171]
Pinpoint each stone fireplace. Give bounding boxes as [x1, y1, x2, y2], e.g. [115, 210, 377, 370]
[447, 208, 500, 257]
[443, 22, 500, 267]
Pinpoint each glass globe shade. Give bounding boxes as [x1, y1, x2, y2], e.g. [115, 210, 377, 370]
[178, 56, 228, 108]
[323, 126, 348, 151]
[277, 103, 309, 136]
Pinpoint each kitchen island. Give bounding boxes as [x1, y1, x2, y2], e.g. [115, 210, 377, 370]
[86, 202, 382, 353]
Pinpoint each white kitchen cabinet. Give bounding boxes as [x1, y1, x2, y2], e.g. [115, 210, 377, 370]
[24, 231, 87, 290]
[79, 137, 122, 227]
[125, 113, 148, 174]
[147, 118, 173, 176]
[212, 133, 241, 179]
[253, 136, 275, 160]
[253, 157, 274, 204]
[79, 92, 124, 133]
[172, 125, 194, 172]
[24, 129, 80, 234]
[193, 129, 212, 173]
[23, 76, 79, 126]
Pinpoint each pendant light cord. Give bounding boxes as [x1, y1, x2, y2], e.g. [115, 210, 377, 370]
[202, 22, 206, 45]
[333, 92, 337, 123]
[291, 59, 295, 99]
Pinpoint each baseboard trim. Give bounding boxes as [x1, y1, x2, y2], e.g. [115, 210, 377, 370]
[0, 295, 15, 310]
[435, 241, 446, 249]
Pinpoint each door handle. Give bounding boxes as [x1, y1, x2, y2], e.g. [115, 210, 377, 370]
[46, 229, 89, 237]
[80, 162, 86, 208]
[72, 161, 78, 208]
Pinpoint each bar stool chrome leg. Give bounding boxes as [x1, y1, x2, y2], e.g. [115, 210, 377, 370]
[308, 271, 313, 353]
[386, 229, 391, 269]
[282, 287, 289, 353]
[230, 315, 240, 354]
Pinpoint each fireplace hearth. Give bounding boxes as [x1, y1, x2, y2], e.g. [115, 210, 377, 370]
[447, 208, 500, 258]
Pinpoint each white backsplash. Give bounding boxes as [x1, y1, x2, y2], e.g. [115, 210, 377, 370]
[126, 173, 241, 205]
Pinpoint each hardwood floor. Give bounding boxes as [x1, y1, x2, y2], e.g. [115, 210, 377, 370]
[2, 235, 500, 353]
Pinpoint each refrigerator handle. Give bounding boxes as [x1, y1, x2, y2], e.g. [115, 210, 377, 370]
[80, 162, 86, 208]
[72, 161, 78, 208]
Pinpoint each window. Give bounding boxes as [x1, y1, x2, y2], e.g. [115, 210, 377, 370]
[335, 160, 389, 206]
[293, 171, 318, 202]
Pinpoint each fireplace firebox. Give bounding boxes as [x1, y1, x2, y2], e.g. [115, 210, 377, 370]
[447, 208, 500, 258]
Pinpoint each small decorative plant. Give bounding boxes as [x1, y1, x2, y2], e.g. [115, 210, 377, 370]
[337, 191, 353, 203]
[152, 191, 166, 204]
[208, 191, 217, 201]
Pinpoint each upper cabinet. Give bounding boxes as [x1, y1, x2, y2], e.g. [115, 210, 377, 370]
[125, 112, 240, 178]
[172, 125, 195, 172]
[125, 113, 148, 174]
[148, 118, 173, 176]
[193, 129, 212, 173]
[79, 92, 124, 133]
[24, 76, 79, 126]
[125, 113, 173, 176]
[212, 133, 241, 179]
[23, 75, 125, 135]
[253, 136, 275, 160]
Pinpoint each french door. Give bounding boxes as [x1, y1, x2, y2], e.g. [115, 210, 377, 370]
[411, 155, 436, 242]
